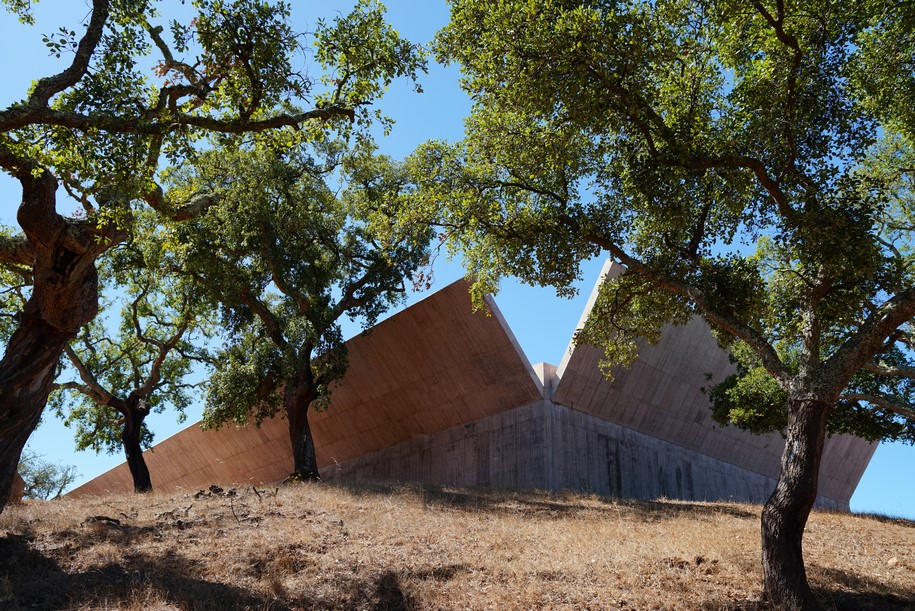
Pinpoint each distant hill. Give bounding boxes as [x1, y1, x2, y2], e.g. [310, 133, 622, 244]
[0, 483, 912, 609]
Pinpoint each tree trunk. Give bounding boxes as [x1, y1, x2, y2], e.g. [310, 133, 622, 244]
[122, 407, 152, 493]
[761, 398, 830, 610]
[0, 313, 75, 511]
[0, 165, 112, 513]
[286, 385, 319, 481]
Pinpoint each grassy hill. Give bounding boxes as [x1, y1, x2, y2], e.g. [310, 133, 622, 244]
[0, 482, 912, 609]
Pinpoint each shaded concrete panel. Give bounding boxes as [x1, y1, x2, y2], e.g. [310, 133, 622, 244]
[327, 401, 550, 491]
[325, 400, 845, 510]
[545, 400, 844, 509]
[70, 279, 542, 497]
[553, 261, 874, 505]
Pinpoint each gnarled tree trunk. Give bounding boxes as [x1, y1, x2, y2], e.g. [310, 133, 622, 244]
[121, 404, 152, 493]
[286, 384, 319, 481]
[0, 166, 108, 513]
[761, 398, 830, 610]
[0, 267, 100, 512]
[0, 313, 78, 509]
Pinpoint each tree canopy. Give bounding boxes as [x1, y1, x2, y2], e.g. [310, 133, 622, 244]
[169, 141, 431, 478]
[0, 0, 425, 511]
[17, 449, 78, 500]
[412, 0, 915, 607]
[49, 213, 213, 492]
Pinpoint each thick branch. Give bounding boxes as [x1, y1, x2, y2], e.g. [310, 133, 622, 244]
[0, 234, 35, 266]
[27, 0, 110, 108]
[0, 104, 355, 136]
[63, 344, 117, 407]
[146, 24, 200, 84]
[238, 287, 287, 350]
[571, 221, 791, 386]
[673, 154, 797, 223]
[826, 287, 915, 392]
[144, 186, 218, 222]
[843, 394, 915, 421]
[861, 362, 915, 380]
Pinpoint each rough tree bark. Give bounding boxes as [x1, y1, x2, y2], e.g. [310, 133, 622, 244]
[760, 398, 830, 611]
[286, 384, 320, 481]
[0, 167, 112, 513]
[121, 401, 152, 493]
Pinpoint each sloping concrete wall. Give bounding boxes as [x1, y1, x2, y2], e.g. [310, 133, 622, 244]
[69, 279, 542, 496]
[70, 265, 876, 508]
[553, 261, 876, 504]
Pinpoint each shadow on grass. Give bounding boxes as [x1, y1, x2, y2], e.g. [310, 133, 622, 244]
[0, 529, 468, 611]
[698, 565, 915, 611]
[809, 564, 915, 610]
[0, 533, 278, 610]
[329, 479, 759, 522]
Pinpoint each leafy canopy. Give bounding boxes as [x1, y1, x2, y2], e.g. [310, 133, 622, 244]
[49, 212, 214, 454]
[17, 450, 78, 500]
[166, 140, 431, 426]
[406, 0, 915, 442]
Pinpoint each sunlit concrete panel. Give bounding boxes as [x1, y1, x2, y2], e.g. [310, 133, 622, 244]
[69, 279, 542, 496]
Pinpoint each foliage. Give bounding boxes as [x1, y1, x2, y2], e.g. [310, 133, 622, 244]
[0, 0, 426, 503]
[16, 450, 78, 500]
[165, 141, 431, 428]
[413, 0, 915, 444]
[48, 211, 213, 455]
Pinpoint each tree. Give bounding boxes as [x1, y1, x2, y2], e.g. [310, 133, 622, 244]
[0, 0, 424, 512]
[17, 449, 78, 500]
[171, 143, 430, 480]
[412, 1, 915, 608]
[50, 217, 212, 493]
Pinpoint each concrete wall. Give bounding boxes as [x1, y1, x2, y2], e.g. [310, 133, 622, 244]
[327, 400, 846, 509]
[553, 260, 877, 504]
[69, 279, 542, 497]
[69, 266, 876, 509]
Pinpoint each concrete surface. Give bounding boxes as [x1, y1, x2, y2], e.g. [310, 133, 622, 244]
[69, 266, 876, 510]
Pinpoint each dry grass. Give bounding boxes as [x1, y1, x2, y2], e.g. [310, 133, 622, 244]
[0, 482, 912, 610]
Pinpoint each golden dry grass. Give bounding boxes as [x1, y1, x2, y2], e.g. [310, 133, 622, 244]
[0, 482, 912, 610]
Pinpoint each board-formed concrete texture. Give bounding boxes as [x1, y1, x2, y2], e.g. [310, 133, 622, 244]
[70, 266, 876, 509]
[69, 279, 542, 497]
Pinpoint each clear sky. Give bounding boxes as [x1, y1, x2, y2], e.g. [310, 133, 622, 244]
[1, 1, 912, 520]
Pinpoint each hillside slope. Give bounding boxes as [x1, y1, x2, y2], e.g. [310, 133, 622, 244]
[0, 483, 912, 609]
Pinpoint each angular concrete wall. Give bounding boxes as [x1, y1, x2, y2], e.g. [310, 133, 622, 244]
[70, 264, 876, 509]
[553, 260, 876, 504]
[326, 399, 846, 509]
[69, 279, 541, 497]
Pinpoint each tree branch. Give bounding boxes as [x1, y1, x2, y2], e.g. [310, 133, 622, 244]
[861, 361, 915, 380]
[27, 0, 110, 108]
[62, 344, 117, 407]
[144, 185, 218, 222]
[826, 287, 915, 392]
[843, 394, 915, 421]
[238, 286, 288, 350]
[0, 104, 355, 135]
[570, 221, 792, 386]
[0, 233, 35, 266]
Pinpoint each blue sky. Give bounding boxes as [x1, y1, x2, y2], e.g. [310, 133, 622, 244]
[1, 1, 912, 519]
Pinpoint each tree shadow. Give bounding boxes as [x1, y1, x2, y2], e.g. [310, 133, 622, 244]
[330, 480, 759, 522]
[0, 529, 469, 610]
[0, 533, 282, 610]
[697, 565, 915, 611]
[809, 564, 915, 610]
